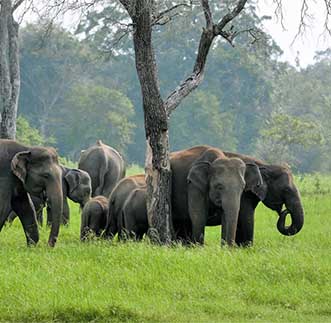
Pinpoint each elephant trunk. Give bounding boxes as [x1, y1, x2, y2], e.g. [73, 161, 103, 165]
[221, 195, 241, 246]
[46, 170, 63, 247]
[277, 189, 304, 236]
[80, 205, 90, 241]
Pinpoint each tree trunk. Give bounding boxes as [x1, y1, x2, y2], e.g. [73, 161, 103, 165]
[0, 0, 20, 139]
[118, 0, 248, 244]
[132, 0, 173, 244]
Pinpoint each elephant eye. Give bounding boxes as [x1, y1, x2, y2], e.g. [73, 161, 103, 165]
[41, 173, 50, 179]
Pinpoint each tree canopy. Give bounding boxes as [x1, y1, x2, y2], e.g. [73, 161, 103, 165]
[16, 3, 331, 173]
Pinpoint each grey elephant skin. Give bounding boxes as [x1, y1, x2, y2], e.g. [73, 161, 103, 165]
[105, 174, 148, 240]
[224, 151, 304, 246]
[0, 139, 63, 247]
[171, 146, 265, 246]
[78, 140, 126, 197]
[8, 167, 92, 226]
[46, 166, 92, 225]
[80, 195, 109, 240]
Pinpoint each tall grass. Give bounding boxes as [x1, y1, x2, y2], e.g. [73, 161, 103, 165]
[0, 174, 330, 322]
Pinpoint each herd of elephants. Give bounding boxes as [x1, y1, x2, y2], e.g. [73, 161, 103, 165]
[0, 138, 304, 247]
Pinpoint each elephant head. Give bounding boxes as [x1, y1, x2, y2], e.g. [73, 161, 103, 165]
[64, 168, 92, 207]
[11, 147, 63, 247]
[187, 156, 246, 246]
[260, 165, 304, 236]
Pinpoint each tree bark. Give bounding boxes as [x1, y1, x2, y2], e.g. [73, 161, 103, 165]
[0, 0, 20, 139]
[131, 0, 173, 244]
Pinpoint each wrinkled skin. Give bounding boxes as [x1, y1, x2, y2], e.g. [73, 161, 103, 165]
[78, 140, 126, 197]
[104, 174, 148, 240]
[170, 146, 265, 246]
[80, 196, 109, 240]
[224, 151, 304, 246]
[0, 140, 63, 247]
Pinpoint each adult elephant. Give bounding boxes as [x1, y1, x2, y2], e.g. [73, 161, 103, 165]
[0, 139, 63, 247]
[170, 146, 265, 246]
[8, 167, 92, 226]
[80, 196, 109, 240]
[105, 174, 147, 240]
[224, 151, 304, 246]
[78, 140, 126, 197]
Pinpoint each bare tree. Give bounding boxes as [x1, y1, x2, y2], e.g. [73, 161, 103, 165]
[0, 0, 24, 139]
[116, 0, 249, 244]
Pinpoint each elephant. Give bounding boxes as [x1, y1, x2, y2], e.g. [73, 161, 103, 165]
[170, 145, 265, 246]
[0, 139, 63, 247]
[46, 166, 92, 226]
[80, 195, 109, 240]
[7, 167, 92, 226]
[78, 140, 126, 197]
[224, 151, 304, 246]
[105, 174, 148, 240]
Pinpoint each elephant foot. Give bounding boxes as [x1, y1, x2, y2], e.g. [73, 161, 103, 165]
[25, 223, 39, 246]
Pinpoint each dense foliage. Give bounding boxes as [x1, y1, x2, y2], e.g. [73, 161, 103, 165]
[17, 3, 331, 172]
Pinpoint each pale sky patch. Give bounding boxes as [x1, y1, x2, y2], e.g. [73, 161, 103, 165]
[257, 0, 331, 67]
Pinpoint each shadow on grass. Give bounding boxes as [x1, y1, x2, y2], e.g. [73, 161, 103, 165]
[1, 305, 159, 323]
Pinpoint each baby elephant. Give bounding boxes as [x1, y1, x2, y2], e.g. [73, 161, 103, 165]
[80, 196, 109, 240]
[105, 174, 148, 241]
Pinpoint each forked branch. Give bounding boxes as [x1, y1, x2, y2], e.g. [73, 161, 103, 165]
[165, 0, 248, 115]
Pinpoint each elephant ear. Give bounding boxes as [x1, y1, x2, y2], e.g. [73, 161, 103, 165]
[187, 161, 211, 193]
[244, 162, 267, 201]
[64, 169, 81, 194]
[11, 151, 31, 183]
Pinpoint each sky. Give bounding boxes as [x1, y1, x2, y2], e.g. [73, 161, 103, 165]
[17, 1, 331, 68]
[257, 0, 331, 67]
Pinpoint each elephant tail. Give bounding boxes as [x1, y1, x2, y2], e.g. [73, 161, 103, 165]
[94, 146, 108, 197]
[109, 146, 126, 180]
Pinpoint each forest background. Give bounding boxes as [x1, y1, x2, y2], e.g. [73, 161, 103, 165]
[17, 2, 331, 173]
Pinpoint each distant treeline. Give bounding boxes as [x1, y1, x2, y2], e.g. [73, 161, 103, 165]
[18, 3, 331, 172]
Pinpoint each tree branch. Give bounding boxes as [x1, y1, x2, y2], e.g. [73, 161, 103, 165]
[12, 0, 25, 13]
[214, 0, 247, 35]
[201, 0, 212, 29]
[165, 0, 248, 115]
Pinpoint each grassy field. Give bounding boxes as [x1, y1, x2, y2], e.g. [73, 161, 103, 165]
[0, 172, 330, 322]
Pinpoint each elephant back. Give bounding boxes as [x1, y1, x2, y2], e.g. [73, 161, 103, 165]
[78, 140, 126, 197]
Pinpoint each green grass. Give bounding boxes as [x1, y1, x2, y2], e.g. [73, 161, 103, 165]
[0, 174, 330, 322]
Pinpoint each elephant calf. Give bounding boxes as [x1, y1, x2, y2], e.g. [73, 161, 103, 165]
[81, 196, 109, 240]
[105, 174, 148, 240]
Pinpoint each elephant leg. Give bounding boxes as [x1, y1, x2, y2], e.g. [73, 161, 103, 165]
[0, 208, 12, 232]
[36, 209, 43, 226]
[187, 185, 208, 244]
[235, 195, 259, 247]
[0, 193, 14, 231]
[62, 198, 70, 225]
[12, 193, 39, 246]
[46, 204, 52, 226]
